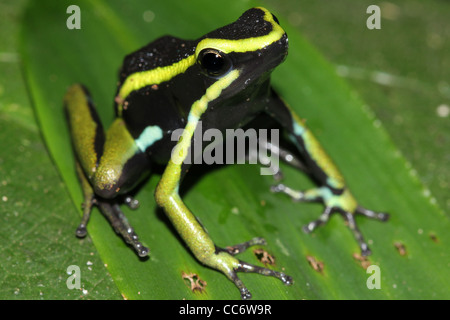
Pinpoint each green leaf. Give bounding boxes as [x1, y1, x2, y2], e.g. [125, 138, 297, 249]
[19, 0, 449, 300]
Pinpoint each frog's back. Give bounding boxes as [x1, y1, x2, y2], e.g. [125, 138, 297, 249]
[114, 36, 200, 163]
[117, 36, 196, 83]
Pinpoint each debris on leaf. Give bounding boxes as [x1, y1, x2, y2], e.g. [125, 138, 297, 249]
[181, 272, 207, 293]
[394, 242, 407, 256]
[253, 248, 276, 266]
[352, 253, 371, 269]
[429, 233, 439, 243]
[306, 255, 324, 273]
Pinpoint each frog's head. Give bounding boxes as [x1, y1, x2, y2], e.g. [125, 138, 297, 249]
[194, 7, 288, 96]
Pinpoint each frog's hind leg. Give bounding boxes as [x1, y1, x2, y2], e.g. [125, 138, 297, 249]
[73, 157, 149, 257]
[256, 137, 381, 255]
[65, 84, 150, 257]
[264, 90, 390, 256]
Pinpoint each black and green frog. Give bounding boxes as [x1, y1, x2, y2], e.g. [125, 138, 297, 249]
[64, 7, 389, 299]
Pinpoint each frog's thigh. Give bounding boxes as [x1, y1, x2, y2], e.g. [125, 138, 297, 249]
[64, 84, 105, 178]
[65, 84, 148, 199]
[265, 91, 344, 189]
[93, 118, 148, 198]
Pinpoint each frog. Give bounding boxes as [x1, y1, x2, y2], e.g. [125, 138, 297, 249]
[63, 7, 389, 299]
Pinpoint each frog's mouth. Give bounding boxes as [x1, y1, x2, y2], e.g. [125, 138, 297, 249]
[264, 32, 289, 69]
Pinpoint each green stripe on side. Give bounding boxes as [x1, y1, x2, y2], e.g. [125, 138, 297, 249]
[289, 107, 345, 190]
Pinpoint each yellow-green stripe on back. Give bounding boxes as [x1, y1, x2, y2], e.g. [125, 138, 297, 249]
[116, 55, 196, 116]
[155, 68, 240, 210]
[171, 69, 241, 167]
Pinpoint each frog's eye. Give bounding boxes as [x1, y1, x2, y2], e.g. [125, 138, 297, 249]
[197, 49, 232, 78]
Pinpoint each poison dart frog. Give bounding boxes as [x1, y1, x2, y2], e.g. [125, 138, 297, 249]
[64, 7, 389, 299]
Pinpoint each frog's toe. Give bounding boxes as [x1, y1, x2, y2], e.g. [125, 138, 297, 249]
[75, 223, 88, 238]
[280, 272, 294, 285]
[302, 206, 333, 233]
[239, 286, 252, 300]
[342, 211, 373, 256]
[96, 200, 150, 258]
[217, 239, 292, 299]
[356, 206, 390, 221]
[301, 206, 380, 256]
[224, 237, 267, 255]
[304, 207, 374, 256]
[273, 184, 389, 255]
[118, 232, 148, 257]
[229, 259, 292, 300]
[271, 183, 305, 201]
[124, 195, 140, 209]
[236, 259, 293, 285]
[119, 225, 149, 257]
[351, 207, 389, 256]
[135, 242, 150, 257]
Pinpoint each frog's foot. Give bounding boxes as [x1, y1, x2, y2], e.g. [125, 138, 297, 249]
[271, 183, 389, 256]
[76, 197, 149, 257]
[123, 195, 140, 209]
[216, 237, 293, 299]
[302, 206, 388, 256]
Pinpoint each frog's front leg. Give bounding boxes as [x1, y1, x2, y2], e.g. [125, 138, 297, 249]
[64, 84, 150, 257]
[155, 121, 292, 299]
[265, 90, 389, 256]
